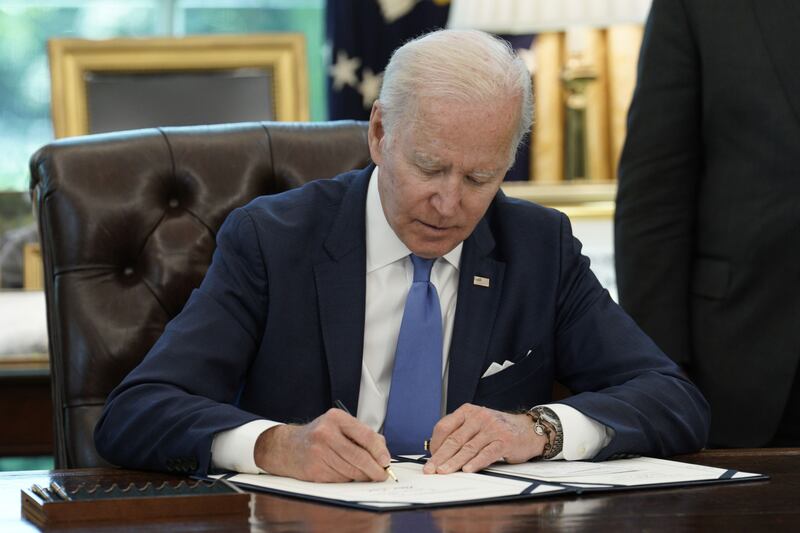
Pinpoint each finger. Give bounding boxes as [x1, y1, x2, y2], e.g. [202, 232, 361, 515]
[321, 443, 374, 482]
[328, 408, 389, 463]
[307, 458, 355, 483]
[426, 415, 482, 474]
[423, 407, 471, 473]
[428, 408, 469, 454]
[339, 415, 392, 469]
[296, 438, 359, 483]
[434, 429, 493, 474]
[323, 409, 389, 481]
[461, 440, 505, 473]
[330, 429, 389, 481]
[299, 411, 374, 482]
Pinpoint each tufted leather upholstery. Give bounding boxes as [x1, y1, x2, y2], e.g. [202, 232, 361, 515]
[29, 121, 371, 468]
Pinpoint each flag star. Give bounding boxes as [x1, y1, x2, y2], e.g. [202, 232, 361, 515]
[377, 0, 419, 23]
[329, 50, 361, 91]
[358, 68, 383, 109]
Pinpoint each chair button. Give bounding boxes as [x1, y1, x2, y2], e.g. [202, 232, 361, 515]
[168, 198, 179, 208]
[123, 266, 134, 277]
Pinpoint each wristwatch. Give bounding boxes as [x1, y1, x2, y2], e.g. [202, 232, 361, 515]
[526, 406, 564, 459]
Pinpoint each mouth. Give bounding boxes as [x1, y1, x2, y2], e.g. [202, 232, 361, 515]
[417, 220, 451, 232]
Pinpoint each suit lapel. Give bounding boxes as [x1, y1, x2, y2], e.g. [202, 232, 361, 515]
[446, 213, 505, 413]
[752, 0, 800, 125]
[313, 167, 372, 412]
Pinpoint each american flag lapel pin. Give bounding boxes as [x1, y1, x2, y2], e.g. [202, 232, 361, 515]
[473, 275, 490, 288]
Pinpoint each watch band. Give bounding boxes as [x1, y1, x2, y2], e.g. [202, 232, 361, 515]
[526, 406, 564, 459]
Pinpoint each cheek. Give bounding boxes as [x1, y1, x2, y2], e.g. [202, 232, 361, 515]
[396, 183, 430, 213]
[463, 193, 496, 221]
[385, 184, 417, 226]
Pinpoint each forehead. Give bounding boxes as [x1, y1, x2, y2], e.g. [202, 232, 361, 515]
[397, 96, 518, 171]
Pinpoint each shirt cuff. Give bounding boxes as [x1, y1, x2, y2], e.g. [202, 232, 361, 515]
[210, 419, 282, 474]
[540, 403, 614, 461]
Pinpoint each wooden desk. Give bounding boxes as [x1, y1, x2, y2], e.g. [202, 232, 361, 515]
[1, 449, 798, 532]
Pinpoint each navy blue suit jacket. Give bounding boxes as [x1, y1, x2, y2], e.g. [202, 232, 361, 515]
[95, 165, 709, 474]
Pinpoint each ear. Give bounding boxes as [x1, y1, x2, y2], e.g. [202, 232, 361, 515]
[367, 101, 385, 165]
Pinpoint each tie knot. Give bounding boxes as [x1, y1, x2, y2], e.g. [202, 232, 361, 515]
[410, 254, 435, 282]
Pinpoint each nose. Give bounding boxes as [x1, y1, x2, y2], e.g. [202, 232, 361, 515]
[431, 174, 462, 217]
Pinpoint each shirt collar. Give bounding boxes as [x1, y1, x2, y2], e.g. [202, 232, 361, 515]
[366, 166, 462, 273]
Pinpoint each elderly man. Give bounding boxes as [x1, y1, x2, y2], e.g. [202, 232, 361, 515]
[95, 29, 709, 483]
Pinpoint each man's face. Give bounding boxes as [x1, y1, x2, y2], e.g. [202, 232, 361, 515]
[368, 96, 518, 259]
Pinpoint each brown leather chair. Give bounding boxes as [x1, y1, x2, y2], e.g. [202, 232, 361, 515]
[29, 121, 371, 468]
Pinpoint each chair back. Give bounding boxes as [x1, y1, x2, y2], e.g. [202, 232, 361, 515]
[29, 121, 370, 468]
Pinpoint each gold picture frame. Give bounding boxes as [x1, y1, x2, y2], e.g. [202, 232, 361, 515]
[500, 25, 643, 218]
[48, 34, 309, 138]
[500, 30, 615, 218]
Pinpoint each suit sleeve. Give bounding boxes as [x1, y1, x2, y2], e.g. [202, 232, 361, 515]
[614, 0, 702, 366]
[94, 207, 269, 474]
[555, 213, 710, 459]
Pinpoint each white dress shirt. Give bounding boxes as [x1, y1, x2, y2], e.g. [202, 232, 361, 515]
[211, 167, 611, 473]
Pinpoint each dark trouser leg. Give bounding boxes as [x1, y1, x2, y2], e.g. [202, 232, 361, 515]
[769, 362, 800, 447]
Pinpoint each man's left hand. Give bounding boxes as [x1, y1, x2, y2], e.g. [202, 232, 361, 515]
[423, 403, 547, 474]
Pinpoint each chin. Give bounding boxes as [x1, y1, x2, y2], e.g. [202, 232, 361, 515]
[411, 250, 441, 260]
[409, 241, 458, 259]
[403, 228, 463, 259]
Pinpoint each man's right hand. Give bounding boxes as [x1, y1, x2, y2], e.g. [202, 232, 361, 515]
[254, 408, 391, 482]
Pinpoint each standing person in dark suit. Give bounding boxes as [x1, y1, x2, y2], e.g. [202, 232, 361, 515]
[95, 29, 708, 482]
[615, 0, 800, 447]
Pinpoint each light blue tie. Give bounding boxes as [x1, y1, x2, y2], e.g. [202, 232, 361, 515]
[384, 255, 443, 455]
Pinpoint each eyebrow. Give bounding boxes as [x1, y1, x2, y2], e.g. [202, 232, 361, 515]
[470, 169, 500, 180]
[412, 152, 443, 168]
[412, 151, 502, 178]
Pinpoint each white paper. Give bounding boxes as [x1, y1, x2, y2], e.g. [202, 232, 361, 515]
[212, 461, 566, 508]
[487, 456, 761, 487]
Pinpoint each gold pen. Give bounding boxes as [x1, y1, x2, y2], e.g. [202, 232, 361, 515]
[50, 480, 72, 501]
[383, 464, 399, 483]
[334, 399, 398, 482]
[31, 484, 53, 503]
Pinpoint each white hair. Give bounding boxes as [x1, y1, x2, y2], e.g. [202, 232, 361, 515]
[379, 29, 533, 157]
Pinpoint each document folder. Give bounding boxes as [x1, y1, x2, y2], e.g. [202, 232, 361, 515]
[208, 455, 767, 512]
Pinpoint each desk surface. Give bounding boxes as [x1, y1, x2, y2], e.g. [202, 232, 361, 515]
[2, 448, 798, 532]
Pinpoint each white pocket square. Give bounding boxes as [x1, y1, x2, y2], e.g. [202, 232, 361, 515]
[481, 349, 533, 378]
[481, 359, 515, 378]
